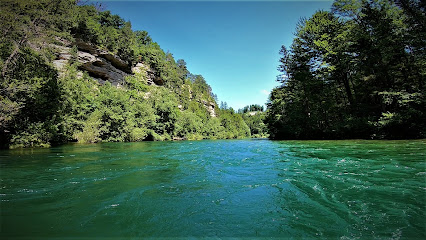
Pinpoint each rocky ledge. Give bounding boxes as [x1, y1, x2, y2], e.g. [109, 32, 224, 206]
[53, 39, 163, 86]
[201, 100, 217, 118]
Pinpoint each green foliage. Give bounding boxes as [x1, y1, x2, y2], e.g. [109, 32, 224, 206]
[148, 87, 179, 136]
[241, 112, 269, 138]
[123, 74, 149, 92]
[1, 47, 63, 148]
[174, 110, 203, 138]
[266, 0, 425, 139]
[129, 127, 148, 142]
[74, 109, 102, 144]
[218, 109, 251, 139]
[0, 0, 253, 148]
[9, 122, 52, 149]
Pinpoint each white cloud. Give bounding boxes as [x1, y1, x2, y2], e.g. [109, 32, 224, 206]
[260, 89, 269, 96]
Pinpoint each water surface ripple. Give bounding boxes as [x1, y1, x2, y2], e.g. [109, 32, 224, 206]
[1, 139, 425, 239]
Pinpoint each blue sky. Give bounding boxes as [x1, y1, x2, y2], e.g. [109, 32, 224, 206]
[94, 0, 333, 110]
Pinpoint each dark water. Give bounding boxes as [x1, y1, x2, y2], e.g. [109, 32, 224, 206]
[1, 139, 425, 239]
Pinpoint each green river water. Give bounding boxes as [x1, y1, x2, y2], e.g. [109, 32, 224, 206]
[1, 139, 425, 239]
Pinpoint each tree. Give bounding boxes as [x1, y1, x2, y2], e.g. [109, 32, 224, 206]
[266, 0, 425, 139]
[0, 0, 77, 78]
[220, 101, 228, 110]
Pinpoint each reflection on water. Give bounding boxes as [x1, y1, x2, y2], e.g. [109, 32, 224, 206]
[1, 139, 425, 238]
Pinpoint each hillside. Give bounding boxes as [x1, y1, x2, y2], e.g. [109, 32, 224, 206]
[0, 0, 250, 148]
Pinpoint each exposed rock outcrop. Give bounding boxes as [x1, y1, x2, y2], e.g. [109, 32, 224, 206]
[98, 50, 131, 74]
[52, 45, 71, 71]
[74, 38, 97, 54]
[77, 51, 128, 86]
[200, 100, 217, 117]
[53, 39, 132, 86]
[131, 62, 164, 86]
[52, 38, 167, 88]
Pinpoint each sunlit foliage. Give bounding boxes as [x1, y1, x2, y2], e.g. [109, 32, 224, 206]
[266, 0, 425, 139]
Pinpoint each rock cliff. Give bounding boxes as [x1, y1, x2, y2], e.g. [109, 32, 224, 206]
[131, 63, 164, 86]
[53, 39, 163, 86]
[202, 100, 217, 118]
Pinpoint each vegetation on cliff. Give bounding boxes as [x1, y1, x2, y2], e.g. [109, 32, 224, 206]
[266, 0, 425, 139]
[0, 0, 251, 148]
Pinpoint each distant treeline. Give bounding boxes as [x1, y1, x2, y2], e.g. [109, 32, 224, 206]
[237, 104, 264, 114]
[266, 0, 425, 139]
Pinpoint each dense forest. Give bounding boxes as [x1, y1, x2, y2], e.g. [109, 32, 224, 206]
[266, 0, 425, 139]
[0, 0, 260, 149]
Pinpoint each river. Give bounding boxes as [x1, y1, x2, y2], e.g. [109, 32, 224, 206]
[1, 139, 425, 239]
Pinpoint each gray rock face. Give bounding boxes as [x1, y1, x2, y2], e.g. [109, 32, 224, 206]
[52, 44, 72, 71]
[53, 39, 130, 86]
[53, 39, 164, 87]
[98, 50, 131, 74]
[207, 102, 217, 118]
[77, 51, 128, 86]
[74, 39, 97, 55]
[131, 63, 164, 86]
[200, 100, 217, 117]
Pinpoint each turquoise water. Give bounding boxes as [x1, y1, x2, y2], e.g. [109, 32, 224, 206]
[1, 139, 425, 239]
